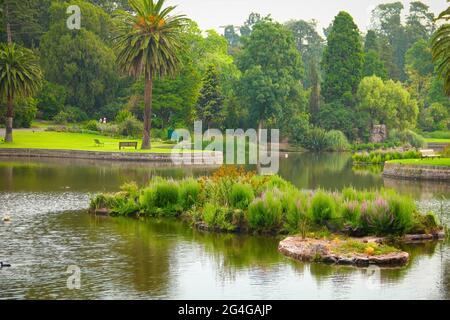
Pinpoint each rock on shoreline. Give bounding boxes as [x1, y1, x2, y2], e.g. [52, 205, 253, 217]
[278, 237, 410, 267]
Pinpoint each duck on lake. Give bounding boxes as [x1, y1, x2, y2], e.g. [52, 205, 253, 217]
[0, 262, 11, 268]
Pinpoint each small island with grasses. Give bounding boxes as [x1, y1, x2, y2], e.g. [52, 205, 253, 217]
[90, 166, 445, 267]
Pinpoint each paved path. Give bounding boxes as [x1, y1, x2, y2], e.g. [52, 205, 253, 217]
[0, 128, 44, 136]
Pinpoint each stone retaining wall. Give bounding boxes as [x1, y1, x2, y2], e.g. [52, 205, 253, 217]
[383, 162, 450, 181]
[0, 148, 223, 165]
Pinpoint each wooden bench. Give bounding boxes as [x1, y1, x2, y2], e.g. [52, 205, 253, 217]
[119, 141, 138, 150]
[94, 139, 104, 146]
[419, 149, 441, 159]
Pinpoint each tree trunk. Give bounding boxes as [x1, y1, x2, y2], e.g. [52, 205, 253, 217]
[5, 95, 13, 143]
[141, 74, 153, 150]
[6, 4, 12, 44]
[256, 119, 262, 174]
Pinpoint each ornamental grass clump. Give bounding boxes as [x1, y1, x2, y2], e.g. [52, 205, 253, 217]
[247, 190, 283, 233]
[179, 179, 201, 210]
[230, 183, 254, 210]
[310, 191, 337, 224]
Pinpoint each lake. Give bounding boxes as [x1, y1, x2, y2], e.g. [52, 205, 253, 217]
[0, 153, 449, 299]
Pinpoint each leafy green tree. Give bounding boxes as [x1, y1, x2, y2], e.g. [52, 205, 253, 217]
[36, 81, 67, 120]
[196, 65, 224, 128]
[308, 58, 321, 124]
[239, 12, 270, 37]
[285, 19, 324, 88]
[0, 43, 42, 142]
[357, 76, 419, 130]
[431, 3, 450, 96]
[405, 39, 434, 105]
[363, 50, 388, 79]
[419, 102, 449, 131]
[40, 27, 118, 116]
[322, 11, 363, 104]
[237, 20, 304, 138]
[371, 2, 406, 80]
[113, 0, 188, 149]
[364, 30, 379, 52]
[406, 1, 435, 44]
[0, 0, 50, 47]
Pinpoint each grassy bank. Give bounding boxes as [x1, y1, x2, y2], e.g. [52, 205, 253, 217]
[352, 150, 421, 164]
[0, 131, 195, 153]
[388, 158, 450, 167]
[90, 166, 442, 237]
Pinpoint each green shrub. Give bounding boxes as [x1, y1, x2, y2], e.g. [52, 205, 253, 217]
[360, 199, 393, 235]
[118, 116, 143, 138]
[283, 191, 309, 233]
[0, 97, 38, 128]
[310, 191, 336, 223]
[97, 123, 120, 136]
[111, 196, 139, 216]
[85, 120, 99, 132]
[303, 127, 329, 151]
[139, 180, 180, 216]
[341, 200, 361, 226]
[202, 203, 235, 231]
[442, 145, 450, 157]
[387, 194, 415, 234]
[247, 191, 283, 233]
[230, 183, 254, 210]
[389, 129, 425, 148]
[179, 179, 201, 210]
[325, 130, 350, 151]
[154, 181, 179, 209]
[139, 187, 157, 214]
[115, 110, 134, 123]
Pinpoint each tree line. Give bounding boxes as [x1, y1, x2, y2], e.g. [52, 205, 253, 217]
[0, 0, 449, 147]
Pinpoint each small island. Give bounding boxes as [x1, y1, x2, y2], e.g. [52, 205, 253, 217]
[383, 158, 450, 181]
[90, 166, 445, 267]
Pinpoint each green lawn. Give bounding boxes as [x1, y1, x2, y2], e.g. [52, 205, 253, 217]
[425, 138, 450, 143]
[388, 158, 450, 167]
[0, 131, 192, 153]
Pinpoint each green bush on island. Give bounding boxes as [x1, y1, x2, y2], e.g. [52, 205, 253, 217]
[90, 166, 442, 237]
[352, 150, 421, 164]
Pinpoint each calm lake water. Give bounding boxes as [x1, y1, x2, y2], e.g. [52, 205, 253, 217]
[0, 153, 449, 299]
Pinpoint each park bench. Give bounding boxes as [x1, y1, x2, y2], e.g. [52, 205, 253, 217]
[119, 141, 138, 150]
[419, 149, 441, 159]
[94, 139, 104, 146]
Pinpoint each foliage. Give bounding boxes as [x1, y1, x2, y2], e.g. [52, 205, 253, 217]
[431, 4, 450, 96]
[310, 191, 337, 223]
[113, 0, 188, 149]
[322, 11, 363, 103]
[196, 65, 225, 128]
[302, 127, 329, 151]
[388, 129, 426, 148]
[90, 167, 440, 236]
[0, 43, 42, 142]
[179, 179, 201, 210]
[236, 20, 304, 129]
[118, 116, 143, 138]
[357, 76, 419, 130]
[352, 150, 422, 164]
[0, 97, 37, 128]
[247, 191, 283, 233]
[230, 183, 254, 210]
[325, 130, 350, 151]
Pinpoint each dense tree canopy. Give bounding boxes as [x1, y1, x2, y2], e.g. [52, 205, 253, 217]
[322, 11, 363, 104]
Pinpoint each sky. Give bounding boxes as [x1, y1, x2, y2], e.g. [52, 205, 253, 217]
[166, 0, 448, 35]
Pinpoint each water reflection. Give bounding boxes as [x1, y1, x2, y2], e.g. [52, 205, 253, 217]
[0, 155, 450, 299]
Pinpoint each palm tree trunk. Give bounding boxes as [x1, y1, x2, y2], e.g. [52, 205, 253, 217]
[5, 95, 13, 143]
[141, 73, 153, 150]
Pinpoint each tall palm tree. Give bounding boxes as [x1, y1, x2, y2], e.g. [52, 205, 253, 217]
[113, 0, 188, 149]
[431, 2, 450, 96]
[0, 43, 42, 143]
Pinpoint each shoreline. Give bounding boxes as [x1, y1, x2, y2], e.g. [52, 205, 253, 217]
[383, 162, 450, 181]
[0, 148, 223, 165]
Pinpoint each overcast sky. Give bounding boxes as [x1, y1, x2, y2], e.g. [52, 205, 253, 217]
[166, 0, 447, 35]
